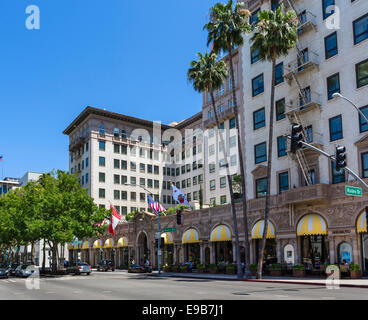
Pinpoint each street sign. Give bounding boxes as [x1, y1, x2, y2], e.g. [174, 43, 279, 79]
[163, 227, 177, 232]
[345, 186, 362, 197]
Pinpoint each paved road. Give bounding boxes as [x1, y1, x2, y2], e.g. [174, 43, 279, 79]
[0, 271, 367, 300]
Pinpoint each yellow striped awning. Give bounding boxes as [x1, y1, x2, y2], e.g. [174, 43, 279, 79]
[210, 225, 232, 242]
[251, 220, 276, 239]
[82, 241, 90, 250]
[68, 243, 74, 250]
[297, 214, 328, 236]
[73, 243, 81, 249]
[357, 210, 367, 233]
[93, 239, 102, 249]
[104, 238, 114, 248]
[117, 237, 128, 247]
[182, 228, 199, 244]
[161, 232, 174, 245]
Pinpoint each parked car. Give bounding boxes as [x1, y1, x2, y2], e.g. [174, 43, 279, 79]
[0, 265, 9, 278]
[128, 265, 152, 273]
[67, 262, 92, 275]
[8, 263, 19, 276]
[97, 259, 115, 272]
[15, 264, 36, 278]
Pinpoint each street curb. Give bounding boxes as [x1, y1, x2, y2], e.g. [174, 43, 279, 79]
[148, 273, 368, 288]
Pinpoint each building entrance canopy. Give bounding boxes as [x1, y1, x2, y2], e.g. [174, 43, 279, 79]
[357, 210, 367, 233]
[210, 225, 232, 242]
[251, 220, 276, 239]
[297, 214, 328, 236]
[182, 228, 199, 244]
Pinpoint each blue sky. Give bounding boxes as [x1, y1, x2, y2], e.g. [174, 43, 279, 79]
[0, 0, 219, 179]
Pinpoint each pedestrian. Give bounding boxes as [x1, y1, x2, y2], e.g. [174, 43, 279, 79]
[145, 259, 150, 267]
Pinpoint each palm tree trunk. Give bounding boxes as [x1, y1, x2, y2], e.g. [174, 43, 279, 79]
[256, 59, 277, 279]
[210, 91, 242, 278]
[42, 240, 46, 272]
[227, 44, 250, 271]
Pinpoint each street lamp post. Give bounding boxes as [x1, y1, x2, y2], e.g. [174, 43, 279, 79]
[124, 183, 161, 274]
[333, 93, 368, 124]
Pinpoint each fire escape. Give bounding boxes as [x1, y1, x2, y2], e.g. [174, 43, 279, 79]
[280, 0, 320, 186]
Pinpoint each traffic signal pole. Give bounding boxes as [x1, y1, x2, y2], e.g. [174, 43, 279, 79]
[286, 136, 368, 191]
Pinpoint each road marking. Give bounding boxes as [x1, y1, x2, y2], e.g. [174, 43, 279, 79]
[8, 279, 17, 283]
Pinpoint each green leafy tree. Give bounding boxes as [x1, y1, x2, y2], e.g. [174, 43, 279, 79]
[188, 50, 243, 278]
[204, 0, 252, 272]
[250, 4, 298, 279]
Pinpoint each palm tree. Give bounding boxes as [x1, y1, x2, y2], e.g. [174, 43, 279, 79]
[250, 4, 298, 279]
[204, 0, 252, 272]
[188, 51, 243, 278]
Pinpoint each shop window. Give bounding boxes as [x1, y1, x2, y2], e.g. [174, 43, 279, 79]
[338, 242, 353, 264]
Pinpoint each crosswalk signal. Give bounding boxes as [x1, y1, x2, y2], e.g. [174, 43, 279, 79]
[290, 124, 304, 154]
[176, 209, 182, 225]
[335, 145, 347, 172]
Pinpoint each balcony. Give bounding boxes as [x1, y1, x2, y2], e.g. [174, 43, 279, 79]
[284, 50, 319, 81]
[203, 106, 235, 128]
[285, 91, 321, 115]
[281, 184, 331, 205]
[69, 137, 86, 152]
[297, 11, 317, 35]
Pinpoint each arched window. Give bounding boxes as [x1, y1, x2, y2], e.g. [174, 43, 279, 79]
[113, 128, 119, 137]
[121, 130, 127, 139]
[338, 242, 353, 264]
[138, 136, 143, 142]
[99, 125, 105, 135]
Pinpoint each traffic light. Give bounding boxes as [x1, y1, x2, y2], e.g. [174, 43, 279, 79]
[290, 124, 304, 154]
[176, 209, 182, 225]
[335, 145, 347, 172]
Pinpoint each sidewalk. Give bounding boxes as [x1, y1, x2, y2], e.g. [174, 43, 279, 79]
[149, 271, 368, 288]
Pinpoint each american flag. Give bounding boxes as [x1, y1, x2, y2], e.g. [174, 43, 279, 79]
[147, 195, 166, 215]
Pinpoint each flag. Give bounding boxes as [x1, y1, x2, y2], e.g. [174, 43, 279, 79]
[147, 195, 166, 216]
[172, 184, 190, 206]
[95, 219, 107, 236]
[109, 204, 121, 236]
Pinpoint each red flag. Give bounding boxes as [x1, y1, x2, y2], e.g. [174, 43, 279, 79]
[108, 204, 121, 236]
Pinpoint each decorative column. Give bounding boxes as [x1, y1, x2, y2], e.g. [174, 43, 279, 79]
[210, 243, 215, 264]
[329, 236, 336, 264]
[276, 238, 282, 263]
[200, 242, 205, 264]
[352, 237, 359, 265]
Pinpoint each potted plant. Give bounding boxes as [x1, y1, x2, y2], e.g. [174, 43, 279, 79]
[226, 263, 236, 275]
[349, 264, 362, 279]
[162, 264, 171, 272]
[209, 264, 217, 274]
[217, 262, 226, 274]
[197, 264, 205, 273]
[269, 264, 282, 277]
[249, 264, 257, 276]
[180, 265, 189, 273]
[293, 264, 305, 277]
[171, 264, 179, 273]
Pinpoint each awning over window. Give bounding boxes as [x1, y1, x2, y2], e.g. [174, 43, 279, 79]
[93, 239, 102, 249]
[210, 225, 232, 242]
[182, 228, 199, 244]
[357, 210, 367, 233]
[104, 239, 114, 248]
[297, 214, 328, 236]
[82, 241, 90, 250]
[117, 237, 128, 247]
[161, 232, 174, 245]
[251, 220, 276, 239]
[68, 243, 74, 250]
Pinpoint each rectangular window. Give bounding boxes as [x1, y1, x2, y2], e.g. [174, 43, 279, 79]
[99, 172, 105, 183]
[220, 177, 226, 188]
[305, 125, 313, 143]
[229, 136, 236, 148]
[99, 188, 105, 199]
[130, 177, 136, 185]
[229, 117, 236, 129]
[275, 62, 284, 85]
[255, 142, 267, 164]
[121, 175, 127, 185]
[361, 152, 368, 178]
[130, 162, 136, 171]
[256, 178, 268, 198]
[148, 164, 153, 174]
[121, 191, 127, 200]
[276, 98, 286, 121]
[114, 174, 120, 184]
[99, 157, 105, 167]
[278, 172, 289, 193]
[140, 193, 145, 202]
[329, 115, 343, 141]
[121, 145, 127, 155]
[99, 141, 105, 151]
[186, 164, 191, 173]
[121, 206, 127, 215]
[210, 180, 216, 190]
[154, 180, 159, 189]
[252, 74, 264, 97]
[86, 158, 89, 167]
[131, 192, 136, 201]
[231, 154, 237, 166]
[176, 168, 180, 176]
[209, 163, 215, 173]
[354, 13, 368, 45]
[140, 178, 145, 187]
[332, 161, 345, 184]
[250, 8, 260, 25]
[114, 159, 120, 169]
[322, 0, 335, 20]
[324, 32, 338, 59]
[198, 174, 203, 183]
[327, 73, 340, 100]
[220, 195, 227, 205]
[171, 168, 175, 176]
[277, 136, 287, 157]
[356, 59, 368, 88]
[114, 144, 120, 153]
[114, 190, 120, 200]
[148, 179, 153, 188]
[359, 106, 368, 133]
[121, 160, 127, 170]
[193, 176, 198, 185]
[253, 108, 266, 130]
[251, 46, 260, 64]
[154, 165, 159, 174]
[140, 163, 145, 173]
[187, 178, 191, 188]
